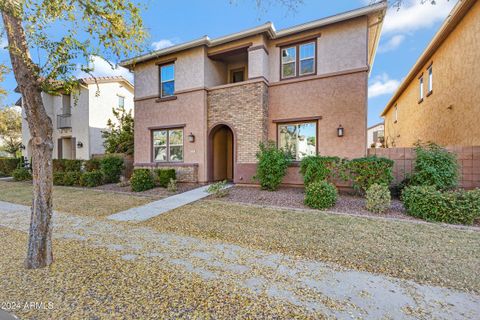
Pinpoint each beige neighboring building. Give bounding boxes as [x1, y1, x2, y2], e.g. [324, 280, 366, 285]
[122, 2, 387, 184]
[367, 122, 384, 148]
[382, 0, 480, 147]
[19, 76, 134, 160]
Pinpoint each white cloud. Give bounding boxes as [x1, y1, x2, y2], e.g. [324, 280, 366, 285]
[383, 0, 457, 34]
[77, 55, 133, 83]
[368, 73, 401, 98]
[151, 39, 175, 51]
[378, 34, 405, 53]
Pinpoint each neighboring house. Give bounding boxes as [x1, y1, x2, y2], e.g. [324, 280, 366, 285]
[367, 122, 384, 148]
[382, 0, 479, 148]
[19, 76, 134, 160]
[121, 2, 386, 184]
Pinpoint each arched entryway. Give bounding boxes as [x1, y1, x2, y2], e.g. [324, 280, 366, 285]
[208, 124, 234, 182]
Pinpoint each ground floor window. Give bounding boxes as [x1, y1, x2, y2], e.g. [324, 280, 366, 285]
[278, 122, 317, 161]
[153, 128, 183, 162]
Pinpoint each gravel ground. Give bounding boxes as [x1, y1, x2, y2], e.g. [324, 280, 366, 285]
[94, 182, 203, 199]
[217, 186, 417, 221]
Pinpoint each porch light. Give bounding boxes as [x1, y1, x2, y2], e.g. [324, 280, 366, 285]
[337, 125, 344, 137]
[188, 132, 195, 143]
[20, 144, 26, 150]
[76, 141, 83, 148]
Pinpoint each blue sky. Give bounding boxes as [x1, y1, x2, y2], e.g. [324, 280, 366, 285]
[0, 0, 457, 126]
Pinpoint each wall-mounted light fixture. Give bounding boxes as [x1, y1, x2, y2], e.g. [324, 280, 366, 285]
[76, 141, 84, 148]
[19, 144, 26, 150]
[188, 132, 195, 143]
[337, 125, 344, 137]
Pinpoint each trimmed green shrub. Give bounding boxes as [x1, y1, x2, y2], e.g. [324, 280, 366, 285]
[0, 158, 21, 176]
[100, 155, 124, 183]
[130, 169, 155, 192]
[402, 186, 480, 225]
[304, 180, 338, 210]
[300, 156, 340, 186]
[63, 171, 82, 186]
[410, 142, 459, 190]
[84, 158, 101, 172]
[12, 168, 32, 181]
[80, 171, 104, 187]
[346, 156, 394, 193]
[254, 141, 291, 191]
[155, 168, 176, 188]
[53, 172, 66, 186]
[365, 183, 391, 213]
[207, 180, 229, 198]
[52, 159, 83, 172]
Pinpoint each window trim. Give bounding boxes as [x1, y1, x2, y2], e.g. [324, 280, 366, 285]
[418, 75, 424, 103]
[117, 95, 125, 108]
[230, 67, 246, 84]
[151, 127, 184, 163]
[427, 65, 433, 95]
[159, 63, 175, 98]
[280, 40, 317, 80]
[276, 120, 319, 162]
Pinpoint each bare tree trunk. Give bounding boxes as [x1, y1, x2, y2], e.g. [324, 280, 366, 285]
[2, 9, 54, 268]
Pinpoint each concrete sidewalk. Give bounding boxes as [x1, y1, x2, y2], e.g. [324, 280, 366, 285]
[107, 185, 213, 222]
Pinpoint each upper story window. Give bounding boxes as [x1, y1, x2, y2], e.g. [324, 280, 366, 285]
[160, 64, 175, 98]
[153, 128, 183, 162]
[394, 105, 398, 122]
[281, 41, 316, 80]
[118, 96, 125, 108]
[62, 94, 71, 115]
[230, 68, 245, 83]
[419, 76, 424, 102]
[427, 65, 433, 94]
[278, 121, 317, 161]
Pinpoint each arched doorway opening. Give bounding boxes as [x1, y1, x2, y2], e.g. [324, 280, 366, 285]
[209, 124, 234, 182]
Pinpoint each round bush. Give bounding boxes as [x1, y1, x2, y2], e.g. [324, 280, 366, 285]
[63, 171, 82, 186]
[254, 142, 290, 191]
[304, 181, 337, 210]
[80, 171, 104, 187]
[84, 158, 101, 172]
[53, 172, 66, 186]
[100, 155, 124, 184]
[130, 169, 155, 192]
[155, 169, 176, 188]
[12, 168, 32, 181]
[365, 183, 391, 213]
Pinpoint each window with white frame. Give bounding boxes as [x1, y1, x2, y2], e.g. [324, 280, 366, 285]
[278, 122, 317, 161]
[153, 128, 183, 162]
[118, 96, 125, 108]
[281, 41, 316, 79]
[160, 64, 175, 98]
[419, 76, 424, 101]
[427, 65, 433, 93]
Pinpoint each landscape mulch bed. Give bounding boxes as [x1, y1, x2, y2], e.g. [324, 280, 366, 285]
[94, 182, 204, 198]
[216, 186, 417, 221]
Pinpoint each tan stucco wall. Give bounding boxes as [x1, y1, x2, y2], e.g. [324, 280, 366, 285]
[269, 71, 368, 159]
[383, 0, 480, 147]
[133, 90, 208, 182]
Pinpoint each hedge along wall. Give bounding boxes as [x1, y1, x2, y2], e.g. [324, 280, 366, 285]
[368, 146, 480, 189]
[91, 153, 134, 179]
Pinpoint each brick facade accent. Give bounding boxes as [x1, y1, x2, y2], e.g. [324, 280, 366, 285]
[368, 146, 480, 189]
[134, 163, 199, 183]
[207, 80, 269, 164]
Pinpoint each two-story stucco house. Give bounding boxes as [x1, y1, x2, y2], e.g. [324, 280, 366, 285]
[19, 76, 134, 160]
[121, 2, 387, 184]
[382, 0, 479, 147]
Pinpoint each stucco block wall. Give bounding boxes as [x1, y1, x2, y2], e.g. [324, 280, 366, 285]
[384, 1, 480, 147]
[134, 90, 208, 182]
[207, 80, 268, 164]
[269, 71, 368, 159]
[368, 146, 480, 189]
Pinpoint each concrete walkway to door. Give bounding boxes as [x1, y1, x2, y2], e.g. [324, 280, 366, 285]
[107, 184, 223, 222]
